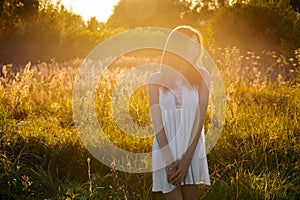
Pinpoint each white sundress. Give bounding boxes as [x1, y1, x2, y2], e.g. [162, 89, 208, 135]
[152, 79, 211, 194]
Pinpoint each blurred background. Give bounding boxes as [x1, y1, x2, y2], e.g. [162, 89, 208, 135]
[1, 0, 299, 63]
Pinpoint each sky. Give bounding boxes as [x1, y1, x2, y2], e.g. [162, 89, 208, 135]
[54, 0, 120, 22]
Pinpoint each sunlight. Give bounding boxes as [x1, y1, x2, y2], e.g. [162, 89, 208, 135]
[56, 0, 120, 22]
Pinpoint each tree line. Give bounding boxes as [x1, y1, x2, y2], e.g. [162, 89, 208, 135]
[0, 0, 299, 63]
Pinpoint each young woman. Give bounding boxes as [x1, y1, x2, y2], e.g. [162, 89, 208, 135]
[148, 25, 211, 200]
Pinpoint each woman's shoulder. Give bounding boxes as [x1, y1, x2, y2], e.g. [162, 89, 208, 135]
[148, 72, 161, 83]
[197, 67, 210, 79]
[196, 67, 210, 90]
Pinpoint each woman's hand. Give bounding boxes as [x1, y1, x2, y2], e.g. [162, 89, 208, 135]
[166, 162, 177, 184]
[169, 156, 192, 186]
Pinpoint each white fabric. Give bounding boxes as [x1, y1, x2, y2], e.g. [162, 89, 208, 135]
[152, 82, 211, 194]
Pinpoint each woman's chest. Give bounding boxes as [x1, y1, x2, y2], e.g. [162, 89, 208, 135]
[158, 85, 198, 109]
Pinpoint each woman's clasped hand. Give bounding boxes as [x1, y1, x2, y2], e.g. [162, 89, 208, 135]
[166, 156, 192, 186]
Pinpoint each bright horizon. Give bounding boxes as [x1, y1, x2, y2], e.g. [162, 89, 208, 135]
[53, 0, 120, 22]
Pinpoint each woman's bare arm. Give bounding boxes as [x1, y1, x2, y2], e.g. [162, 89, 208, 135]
[148, 73, 174, 165]
[169, 82, 209, 185]
[184, 82, 209, 161]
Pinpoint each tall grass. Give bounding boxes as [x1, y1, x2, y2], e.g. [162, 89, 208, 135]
[0, 48, 299, 199]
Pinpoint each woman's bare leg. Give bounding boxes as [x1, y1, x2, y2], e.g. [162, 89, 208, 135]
[182, 185, 199, 200]
[165, 187, 184, 200]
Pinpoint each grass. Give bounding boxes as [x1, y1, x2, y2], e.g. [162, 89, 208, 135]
[0, 47, 299, 199]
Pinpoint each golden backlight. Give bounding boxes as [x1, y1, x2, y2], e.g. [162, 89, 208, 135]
[53, 0, 120, 22]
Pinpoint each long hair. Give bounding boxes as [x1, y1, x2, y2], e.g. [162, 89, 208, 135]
[160, 25, 205, 91]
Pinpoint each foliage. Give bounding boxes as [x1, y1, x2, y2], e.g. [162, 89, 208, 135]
[209, 2, 300, 54]
[0, 0, 125, 63]
[107, 0, 195, 28]
[0, 46, 299, 198]
[0, 0, 39, 35]
[1, 0, 300, 63]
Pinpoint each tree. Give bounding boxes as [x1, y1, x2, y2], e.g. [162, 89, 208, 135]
[19, 0, 39, 21]
[0, 0, 39, 21]
[290, 0, 300, 12]
[107, 0, 193, 28]
[87, 17, 104, 31]
[0, 0, 39, 36]
[210, 3, 299, 52]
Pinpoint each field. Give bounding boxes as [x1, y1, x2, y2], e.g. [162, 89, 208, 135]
[0, 47, 299, 199]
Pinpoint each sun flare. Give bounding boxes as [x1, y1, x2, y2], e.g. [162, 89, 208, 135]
[54, 0, 120, 22]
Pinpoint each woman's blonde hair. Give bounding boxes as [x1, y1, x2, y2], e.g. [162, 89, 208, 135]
[160, 25, 205, 90]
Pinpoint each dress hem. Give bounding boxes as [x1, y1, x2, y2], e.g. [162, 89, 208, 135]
[152, 181, 211, 194]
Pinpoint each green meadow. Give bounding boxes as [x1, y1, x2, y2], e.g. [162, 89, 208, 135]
[0, 47, 299, 199]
